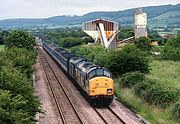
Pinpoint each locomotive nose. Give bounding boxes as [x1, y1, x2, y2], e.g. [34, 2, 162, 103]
[89, 77, 114, 96]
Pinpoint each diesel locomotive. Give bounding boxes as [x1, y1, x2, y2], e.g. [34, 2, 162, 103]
[43, 42, 114, 105]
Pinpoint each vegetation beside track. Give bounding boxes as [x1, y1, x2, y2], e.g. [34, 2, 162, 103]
[34, 28, 180, 123]
[70, 35, 180, 123]
[0, 30, 40, 123]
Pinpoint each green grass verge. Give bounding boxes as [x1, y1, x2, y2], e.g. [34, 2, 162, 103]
[115, 60, 180, 124]
[0, 45, 5, 51]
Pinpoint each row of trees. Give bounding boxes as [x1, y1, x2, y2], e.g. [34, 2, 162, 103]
[0, 30, 40, 123]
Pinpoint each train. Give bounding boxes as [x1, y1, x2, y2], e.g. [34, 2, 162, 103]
[43, 42, 114, 106]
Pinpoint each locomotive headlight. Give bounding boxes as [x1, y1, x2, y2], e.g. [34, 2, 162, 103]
[96, 83, 99, 86]
[107, 89, 112, 94]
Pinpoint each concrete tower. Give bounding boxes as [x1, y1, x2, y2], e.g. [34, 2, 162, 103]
[134, 9, 148, 39]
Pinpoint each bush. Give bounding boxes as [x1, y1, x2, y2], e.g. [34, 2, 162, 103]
[0, 66, 40, 120]
[174, 101, 180, 120]
[4, 30, 36, 50]
[60, 37, 83, 48]
[161, 46, 180, 61]
[2, 47, 37, 78]
[120, 72, 145, 87]
[161, 34, 180, 61]
[0, 45, 40, 123]
[119, 72, 180, 107]
[72, 45, 151, 76]
[0, 90, 31, 123]
[134, 79, 179, 107]
[106, 45, 150, 76]
[135, 37, 152, 51]
[71, 45, 108, 64]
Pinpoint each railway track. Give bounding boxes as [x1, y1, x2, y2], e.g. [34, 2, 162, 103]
[39, 51, 84, 124]
[91, 106, 126, 124]
[38, 46, 146, 124]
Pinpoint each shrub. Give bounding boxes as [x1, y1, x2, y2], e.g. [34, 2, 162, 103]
[120, 72, 145, 88]
[106, 45, 150, 76]
[173, 101, 180, 120]
[119, 71, 180, 107]
[0, 90, 31, 124]
[4, 30, 36, 50]
[161, 46, 180, 61]
[71, 45, 108, 64]
[135, 37, 152, 51]
[134, 79, 179, 107]
[161, 34, 180, 61]
[0, 66, 40, 119]
[72, 45, 151, 76]
[0, 46, 40, 123]
[60, 37, 83, 48]
[1, 47, 37, 78]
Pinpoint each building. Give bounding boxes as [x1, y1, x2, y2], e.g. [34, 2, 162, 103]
[82, 19, 119, 49]
[134, 9, 148, 39]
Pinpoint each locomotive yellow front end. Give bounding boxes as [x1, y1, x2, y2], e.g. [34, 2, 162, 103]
[89, 77, 114, 97]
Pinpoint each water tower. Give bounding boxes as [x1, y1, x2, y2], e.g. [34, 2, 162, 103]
[134, 9, 148, 39]
[82, 19, 119, 49]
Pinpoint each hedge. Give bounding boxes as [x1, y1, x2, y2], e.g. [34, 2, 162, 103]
[0, 48, 40, 123]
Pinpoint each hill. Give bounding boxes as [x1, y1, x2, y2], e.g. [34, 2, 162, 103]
[0, 4, 179, 29]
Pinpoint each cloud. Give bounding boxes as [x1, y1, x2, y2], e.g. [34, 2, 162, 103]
[0, 0, 179, 19]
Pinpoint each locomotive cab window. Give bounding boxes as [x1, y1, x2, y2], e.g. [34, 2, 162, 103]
[88, 70, 96, 79]
[104, 70, 111, 77]
[96, 69, 103, 76]
[88, 68, 111, 79]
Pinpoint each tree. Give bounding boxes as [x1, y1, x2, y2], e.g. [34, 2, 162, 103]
[60, 37, 84, 48]
[135, 37, 152, 51]
[105, 45, 150, 76]
[4, 30, 36, 50]
[118, 28, 134, 41]
[0, 90, 31, 124]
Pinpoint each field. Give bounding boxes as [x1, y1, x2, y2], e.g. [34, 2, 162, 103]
[149, 11, 180, 27]
[115, 60, 180, 124]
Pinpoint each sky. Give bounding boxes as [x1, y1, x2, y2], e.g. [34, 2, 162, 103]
[0, 0, 179, 20]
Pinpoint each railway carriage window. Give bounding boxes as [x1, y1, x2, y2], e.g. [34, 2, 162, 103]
[96, 69, 103, 76]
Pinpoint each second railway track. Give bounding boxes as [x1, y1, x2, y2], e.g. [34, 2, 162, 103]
[39, 51, 84, 124]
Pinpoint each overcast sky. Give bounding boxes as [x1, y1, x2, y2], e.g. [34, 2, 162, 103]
[0, 0, 179, 20]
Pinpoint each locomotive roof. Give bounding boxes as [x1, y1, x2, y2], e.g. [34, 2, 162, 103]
[69, 57, 85, 65]
[77, 61, 98, 74]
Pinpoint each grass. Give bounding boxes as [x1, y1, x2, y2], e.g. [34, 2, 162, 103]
[152, 11, 180, 20]
[115, 60, 180, 124]
[147, 60, 180, 89]
[149, 11, 180, 27]
[0, 45, 5, 51]
[115, 86, 178, 124]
